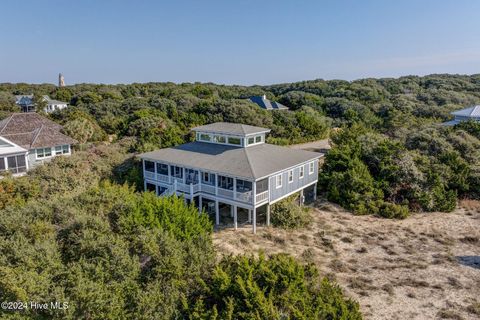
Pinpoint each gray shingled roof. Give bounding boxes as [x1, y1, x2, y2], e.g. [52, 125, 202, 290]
[192, 122, 271, 136]
[249, 95, 289, 110]
[0, 113, 77, 149]
[139, 141, 322, 180]
[451, 105, 480, 118]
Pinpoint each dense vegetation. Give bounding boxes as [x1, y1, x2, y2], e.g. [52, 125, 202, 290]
[2, 74, 479, 216]
[185, 253, 361, 319]
[1, 74, 480, 317]
[270, 195, 312, 229]
[0, 145, 359, 319]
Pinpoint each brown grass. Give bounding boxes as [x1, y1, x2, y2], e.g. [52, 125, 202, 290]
[213, 202, 480, 320]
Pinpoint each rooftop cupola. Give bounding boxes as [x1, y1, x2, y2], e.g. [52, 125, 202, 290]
[191, 122, 270, 147]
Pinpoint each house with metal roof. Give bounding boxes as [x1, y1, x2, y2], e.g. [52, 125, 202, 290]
[249, 94, 289, 111]
[443, 105, 480, 126]
[0, 113, 77, 173]
[139, 122, 322, 233]
[15, 95, 69, 113]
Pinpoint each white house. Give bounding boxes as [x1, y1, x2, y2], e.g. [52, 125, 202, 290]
[15, 95, 69, 113]
[0, 113, 77, 173]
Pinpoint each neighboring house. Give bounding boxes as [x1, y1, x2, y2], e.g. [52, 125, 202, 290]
[139, 122, 322, 233]
[443, 105, 480, 126]
[249, 94, 289, 110]
[15, 95, 68, 113]
[0, 113, 76, 172]
[15, 94, 35, 112]
[0, 136, 28, 176]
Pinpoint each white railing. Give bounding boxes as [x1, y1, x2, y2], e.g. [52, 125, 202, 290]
[156, 174, 170, 183]
[161, 184, 176, 196]
[255, 190, 269, 203]
[217, 188, 234, 199]
[176, 182, 190, 193]
[235, 191, 252, 203]
[201, 184, 216, 194]
[144, 171, 155, 179]
[192, 184, 200, 193]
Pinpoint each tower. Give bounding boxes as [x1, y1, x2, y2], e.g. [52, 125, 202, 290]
[58, 73, 65, 87]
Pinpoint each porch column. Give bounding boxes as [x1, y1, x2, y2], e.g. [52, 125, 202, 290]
[199, 196, 203, 214]
[299, 189, 304, 206]
[190, 183, 193, 199]
[183, 167, 186, 184]
[266, 204, 271, 226]
[215, 200, 219, 225]
[314, 182, 317, 200]
[233, 205, 237, 230]
[215, 173, 218, 196]
[233, 177, 237, 201]
[252, 207, 257, 234]
[252, 180, 257, 233]
[168, 165, 171, 183]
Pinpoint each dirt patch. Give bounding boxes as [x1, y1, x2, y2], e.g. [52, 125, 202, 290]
[213, 201, 480, 320]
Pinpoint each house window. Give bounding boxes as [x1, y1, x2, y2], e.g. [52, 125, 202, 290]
[199, 133, 211, 142]
[236, 179, 252, 192]
[6, 155, 26, 174]
[256, 178, 269, 194]
[36, 147, 52, 159]
[62, 145, 70, 154]
[0, 157, 5, 171]
[248, 137, 255, 145]
[171, 166, 183, 178]
[144, 161, 155, 172]
[275, 174, 282, 189]
[299, 166, 304, 179]
[202, 172, 211, 183]
[213, 135, 226, 143]
[55, 146, 63, 155]
[288, 170, 293, 183]
[218, 176, 233, 190]
[309, 161, 315, 174]
[255, 135, 262, 143]
[156, 163, 168, 175]
[227, 137, 242, 145]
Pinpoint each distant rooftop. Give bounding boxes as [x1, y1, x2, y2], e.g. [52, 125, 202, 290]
[192, 122, 271, 136]
[249, 95, 289, 111]
[451, 105, 480, 118]
[0, 113, 76, 149]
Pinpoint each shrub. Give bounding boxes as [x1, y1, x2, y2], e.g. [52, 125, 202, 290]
[184, 253, 363, 320]
[377, 201, 409, 219]
[270, 195, 311, 229]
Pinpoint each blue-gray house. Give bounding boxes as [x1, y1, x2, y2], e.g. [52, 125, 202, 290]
[249, 95, 289, 110]
[139, 122, 322, 233]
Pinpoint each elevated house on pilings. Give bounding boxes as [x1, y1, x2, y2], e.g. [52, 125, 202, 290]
[139, 122, 323, 233]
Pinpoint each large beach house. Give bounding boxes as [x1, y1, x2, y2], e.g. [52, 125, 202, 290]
[139, 122, 322, 233]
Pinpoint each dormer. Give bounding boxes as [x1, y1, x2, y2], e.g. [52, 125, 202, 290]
[192, 122, 271, 148]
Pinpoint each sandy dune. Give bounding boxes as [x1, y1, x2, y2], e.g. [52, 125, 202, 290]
[213, 200, 480, 320]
